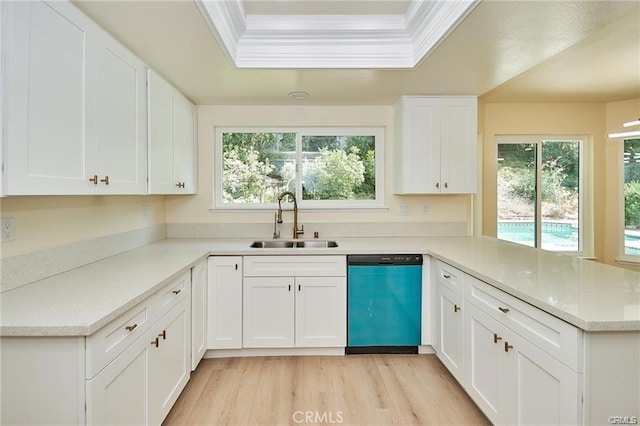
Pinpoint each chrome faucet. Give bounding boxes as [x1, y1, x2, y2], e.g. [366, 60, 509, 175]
[277, 191, 304, 239]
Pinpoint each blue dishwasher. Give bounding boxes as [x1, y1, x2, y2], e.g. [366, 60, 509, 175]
[347, 254, 422, 354]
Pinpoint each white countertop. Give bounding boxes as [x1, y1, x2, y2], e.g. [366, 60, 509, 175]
[1, 236, 639, 336]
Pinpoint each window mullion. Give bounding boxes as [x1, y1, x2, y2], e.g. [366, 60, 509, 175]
[295, 132, 303, 201]
[535, 142, 543, 249]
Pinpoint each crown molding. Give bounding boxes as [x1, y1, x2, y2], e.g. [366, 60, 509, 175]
[195, 0, 480, 69]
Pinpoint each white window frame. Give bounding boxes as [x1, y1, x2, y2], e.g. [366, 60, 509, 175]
[213, 126, 385, 210]
[496, 135, 590, 256]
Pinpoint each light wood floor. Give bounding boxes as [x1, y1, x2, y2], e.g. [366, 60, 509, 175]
[163, 354, 490, 426]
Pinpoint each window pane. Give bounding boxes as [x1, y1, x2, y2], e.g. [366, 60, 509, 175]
[624, 138, 640, 255]
[497, 143, 536, 247]
[221, 132, 295, 204]
[300, 135, 375, 201]
[540, 141, 580, 251]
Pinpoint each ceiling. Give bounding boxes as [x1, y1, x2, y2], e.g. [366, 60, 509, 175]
[72, 0, 640, 106]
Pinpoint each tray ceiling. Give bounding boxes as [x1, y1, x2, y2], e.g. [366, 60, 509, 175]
[195, 0, 479, 68]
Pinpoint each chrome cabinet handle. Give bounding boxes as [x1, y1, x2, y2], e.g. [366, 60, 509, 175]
[125, 324, 138, 332]
[498, 307, 510, 314]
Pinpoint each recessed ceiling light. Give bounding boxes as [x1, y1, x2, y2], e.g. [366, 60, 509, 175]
[288, 91, 309, 100]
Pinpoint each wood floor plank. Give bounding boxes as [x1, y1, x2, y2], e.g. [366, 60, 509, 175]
[163, 354, 490, 426]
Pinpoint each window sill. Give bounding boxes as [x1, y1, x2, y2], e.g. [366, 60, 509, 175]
[615, 257, 640, 266]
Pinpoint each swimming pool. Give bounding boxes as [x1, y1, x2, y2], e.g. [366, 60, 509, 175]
[497, 221, 579, 251]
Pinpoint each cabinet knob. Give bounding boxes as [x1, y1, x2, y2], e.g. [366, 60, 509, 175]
[493, 333, 502, 343]
[89, 175, 99, 185]
[125, 324, 138, 332]
[158, 330, 167, 340]
[436, 182, 440, 189]
[100, 176, 110, 185]
[498, 307, 510, 314]
[151, 337, 159, 348]
[504, 341, 514, 352]
[444, 182, 448, 189]
[454, 304, 461, 312]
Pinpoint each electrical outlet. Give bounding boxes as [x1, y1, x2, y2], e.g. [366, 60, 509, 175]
[399, 204, 409, 216]
[422, 203, 430, 216]
[1, 217, 15, 243]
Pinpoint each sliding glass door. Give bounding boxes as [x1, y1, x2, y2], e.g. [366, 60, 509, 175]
[497, 137, 582, 253]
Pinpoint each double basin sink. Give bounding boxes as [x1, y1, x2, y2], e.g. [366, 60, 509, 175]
[250, 240, 338, 249]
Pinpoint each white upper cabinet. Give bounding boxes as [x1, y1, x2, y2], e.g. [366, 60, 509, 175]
[394, 96, 477, 194]
[93, 31, 148, 194]
[148, 69, 197, 194]
[1, 0, 147, 195]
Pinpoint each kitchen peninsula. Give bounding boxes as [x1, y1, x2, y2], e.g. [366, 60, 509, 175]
[1, 236, 639, 425]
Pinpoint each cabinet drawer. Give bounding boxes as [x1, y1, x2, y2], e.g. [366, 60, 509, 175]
[434, 260, 464, 295]
[465, 275, 582, 371]
[155, 270, 190, 312]
[244, 256, 346, 277]
[86, 298, 152, 379]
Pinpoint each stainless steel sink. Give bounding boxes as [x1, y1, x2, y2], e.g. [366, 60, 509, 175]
[249, 240, 296, 248]
[249, 240, 338, 248]
[295, 240, 338, 248]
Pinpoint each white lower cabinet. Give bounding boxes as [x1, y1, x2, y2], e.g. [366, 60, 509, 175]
[86, 331, 150, 425]
[191, 258, 208, 369]
[243, 276, 296, 348]
[504, 329, 580, 426]
[87, 296, 190, 426]
[464, 302, 508, 424]
[295, 276, 346, 347]
[242, 256, 346, 349]
[148, 297, 191, 426]
[436, 283, 464, 383]
[207, 256, 243, 349]
[432, 258, 582, 425]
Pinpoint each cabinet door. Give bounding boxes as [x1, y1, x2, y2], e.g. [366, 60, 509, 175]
[207, 256, 242, 350]
[504, 331, 581, 425]
[94, 31, 147, 194]
[148, 297, 191, 426]
[86, 331, 150, 426]
[464, 302, 508, 424]
[436, 284, 464, 383]
[440, 97, 477, 193]
[243, 277, 294, 348]
[191, 258, 208, 369]
[295, 276, 346, 347]
[394, 97, 441, 194]
[173, 94, 196, 193]
[3, 0, 97, 195]
[147, 69, 196, 194]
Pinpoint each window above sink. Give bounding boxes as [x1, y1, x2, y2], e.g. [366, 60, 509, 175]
[213, 127, 384, 210]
